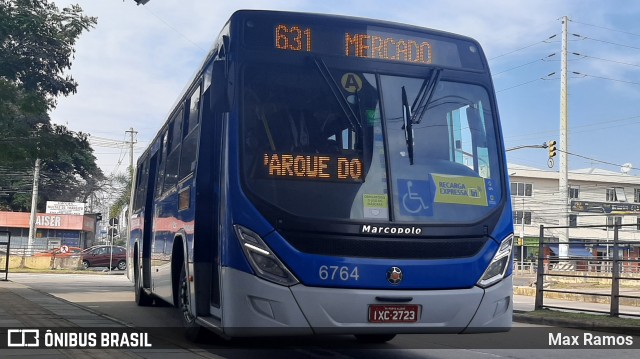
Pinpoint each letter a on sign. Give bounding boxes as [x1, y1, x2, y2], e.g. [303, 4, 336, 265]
[341, 73, 363, 93]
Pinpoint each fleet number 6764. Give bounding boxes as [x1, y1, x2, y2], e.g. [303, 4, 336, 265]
[318, 265, 359, 281]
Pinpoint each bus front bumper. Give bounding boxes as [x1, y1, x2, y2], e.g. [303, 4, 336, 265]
[220, 267, 512, 337]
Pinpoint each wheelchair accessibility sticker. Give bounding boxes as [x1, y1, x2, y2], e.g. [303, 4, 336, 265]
[398, 179, 433, 216]
[432, 174, 488, 206]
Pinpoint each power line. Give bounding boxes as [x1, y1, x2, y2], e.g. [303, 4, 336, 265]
[559, 149, 640, 171]
[572, 71, 640, 86]
[508, 145, 640, 174]
[505, 112, 640, 144]
[573, 34, 640, 51]
[569, 19, 640, 38]
[496, 72, 556, 92]
[489, 34, 558, 60]
[142, 6, 206, 52]
[572, 52, 640, 69]
[492, 53, 556, 76]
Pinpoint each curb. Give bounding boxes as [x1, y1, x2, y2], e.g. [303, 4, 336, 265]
[513, 311, 640, 336]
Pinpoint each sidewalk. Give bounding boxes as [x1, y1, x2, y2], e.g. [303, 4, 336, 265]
[1, 277, 638, 357]
[0, 280, 220, 358]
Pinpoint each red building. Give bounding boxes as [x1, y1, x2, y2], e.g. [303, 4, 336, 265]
[0, 211, 97, 251]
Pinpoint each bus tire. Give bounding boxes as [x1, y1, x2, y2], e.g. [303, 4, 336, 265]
[134, 251, 153, 306]
[354, 334, 396, 343]
[179, 262, 203, 342]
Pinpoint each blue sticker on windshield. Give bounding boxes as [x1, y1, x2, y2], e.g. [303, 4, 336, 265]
[398, 179, 433, 216]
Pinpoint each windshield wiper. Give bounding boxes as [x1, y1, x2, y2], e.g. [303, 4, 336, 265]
[401, 69, 442, 166]
[312, 57, 362, 132]
[411, 69, 442, 124]
[401, 86, 415, 165]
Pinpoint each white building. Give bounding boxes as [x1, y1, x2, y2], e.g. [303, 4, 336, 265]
[508, 163, 640, 264]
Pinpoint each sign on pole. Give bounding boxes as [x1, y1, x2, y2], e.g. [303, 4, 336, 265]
[46, 201, 85, 215]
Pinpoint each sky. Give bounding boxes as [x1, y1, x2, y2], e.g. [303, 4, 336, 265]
[47, 0, 640, 177]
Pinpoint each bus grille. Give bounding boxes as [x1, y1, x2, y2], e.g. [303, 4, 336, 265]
[280, 232, 488, 259]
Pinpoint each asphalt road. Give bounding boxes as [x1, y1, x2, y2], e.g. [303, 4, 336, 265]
[7, 273, 640, 358]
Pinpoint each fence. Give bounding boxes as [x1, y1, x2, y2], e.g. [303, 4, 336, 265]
[0, 239, 84, 271]
[0, 231, 10, 280]
[534, 223, 640, 317]
[514, 261, 536, 275]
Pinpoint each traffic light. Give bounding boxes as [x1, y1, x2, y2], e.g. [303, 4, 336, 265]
[109, 218, 119, 226]
[548, 140, 557, 158]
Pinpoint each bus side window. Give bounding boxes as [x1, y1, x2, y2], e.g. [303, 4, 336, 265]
[164, 109, 183, 192]
[180, 85, 201, 179]
[133, 160, 146, 210]
[155, 132, 168, 198]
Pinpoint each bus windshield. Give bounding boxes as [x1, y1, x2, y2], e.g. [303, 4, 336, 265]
[241, 61, 503, 224]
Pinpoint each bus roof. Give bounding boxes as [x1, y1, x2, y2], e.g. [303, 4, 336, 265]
[230, 9, 481, 45]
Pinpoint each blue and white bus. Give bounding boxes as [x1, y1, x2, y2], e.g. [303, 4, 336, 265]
[128, 10, 514, 342]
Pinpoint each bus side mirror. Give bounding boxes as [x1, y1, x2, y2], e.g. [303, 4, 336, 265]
[211, 60, 229, 113]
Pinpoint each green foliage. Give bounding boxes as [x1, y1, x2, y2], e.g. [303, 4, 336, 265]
[0, 0, 103, 211]
[0, 0, 98, 106]
[109, 170, 131, 220]
[0, 124, 105, 212]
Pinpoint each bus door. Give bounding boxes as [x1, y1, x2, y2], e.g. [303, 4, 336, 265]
[142, 152, 159, 289]
[210, 57, 229, 313]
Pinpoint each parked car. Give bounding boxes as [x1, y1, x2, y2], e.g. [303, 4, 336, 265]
[80, 245, 127, 270]
[33, 246, 83, 257]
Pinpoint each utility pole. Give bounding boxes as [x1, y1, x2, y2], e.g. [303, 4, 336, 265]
[125, 127, 137, 246]
[27, 158, 41, 253]
[126, 128, 137, 180]
[558, 16, 570, 261]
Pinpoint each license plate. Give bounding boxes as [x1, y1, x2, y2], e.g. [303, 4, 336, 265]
[368, 304, 419, 323]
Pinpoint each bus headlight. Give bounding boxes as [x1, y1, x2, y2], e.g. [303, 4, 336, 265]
[234, 225, 299, 286]
[477, 234, 513, 288]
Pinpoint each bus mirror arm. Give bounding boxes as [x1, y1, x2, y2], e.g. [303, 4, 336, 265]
[211, 59, 230, 113]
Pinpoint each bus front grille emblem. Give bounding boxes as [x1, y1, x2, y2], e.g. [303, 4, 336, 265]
[386, 267, 403, 285]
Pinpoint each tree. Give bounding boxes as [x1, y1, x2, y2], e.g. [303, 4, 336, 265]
[0, 0, 92, 159]
[1, 124, 105, 212]
[0, 0, 97, 107]
[0, 0, 102, 210]
[108, 169, 131, 220]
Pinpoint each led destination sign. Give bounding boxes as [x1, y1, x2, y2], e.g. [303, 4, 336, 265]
[345, 33, 432, 64]
[244, 14, 482, 69]
[274, 24, 433, 65]
[262, 153, 363, 182]
[275, 24, 312, 52]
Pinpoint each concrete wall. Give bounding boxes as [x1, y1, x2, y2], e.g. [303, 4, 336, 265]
[0, 255, 82, 270]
